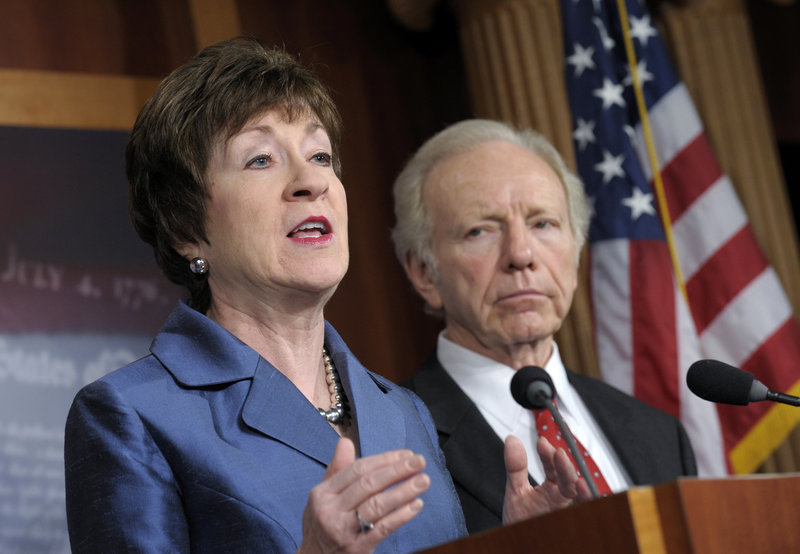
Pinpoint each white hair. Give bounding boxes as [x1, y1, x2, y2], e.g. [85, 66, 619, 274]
[391, 119, 590, 279]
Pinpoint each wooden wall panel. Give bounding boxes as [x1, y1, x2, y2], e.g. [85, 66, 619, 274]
[190, 0, 242, 47]
[0, 0, 470, 385]
[0, 70, 160, 130]
[0, 0, 197, 76]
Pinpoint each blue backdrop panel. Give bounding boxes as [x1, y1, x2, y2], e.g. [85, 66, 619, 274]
[0, 126, 181, 553]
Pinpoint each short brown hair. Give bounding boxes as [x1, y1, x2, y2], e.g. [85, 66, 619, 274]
[127, 37, 343, 313]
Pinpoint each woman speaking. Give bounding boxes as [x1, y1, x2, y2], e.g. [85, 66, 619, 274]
[64, 37, 465, 553]
[64, 36, 585, 553]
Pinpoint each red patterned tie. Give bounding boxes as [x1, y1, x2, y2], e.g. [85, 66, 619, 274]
[533, 405, 613, 496]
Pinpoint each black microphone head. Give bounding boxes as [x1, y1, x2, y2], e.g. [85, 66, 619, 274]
[687, 359, 755, 406]
[510, 366, 554, 410]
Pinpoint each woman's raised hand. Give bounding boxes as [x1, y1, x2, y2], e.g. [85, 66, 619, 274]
[298, 438, 430, 553]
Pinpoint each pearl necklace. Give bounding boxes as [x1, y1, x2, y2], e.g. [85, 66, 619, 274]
[318, 347, 347, 424]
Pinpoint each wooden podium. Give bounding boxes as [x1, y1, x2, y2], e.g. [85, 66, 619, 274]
[424, 475, 800, 553]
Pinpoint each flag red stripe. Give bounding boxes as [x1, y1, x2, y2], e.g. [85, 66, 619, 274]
[715, 319, 800, 452]
[630, 241, 680, 417]
[660, 133, 723, 222]
[741, 319, 800, 392]
[686, 226, 769, 333]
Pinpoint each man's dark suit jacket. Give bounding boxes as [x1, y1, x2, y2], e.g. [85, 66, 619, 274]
[403, 350, 698, 534]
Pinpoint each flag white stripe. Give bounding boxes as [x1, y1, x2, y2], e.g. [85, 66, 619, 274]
[592, 240, 634, 395]
[672, 176, 748, 281]
[674, 280, 729, 476]
[633, 84, 702, 179]
[700, 268, 793, 366]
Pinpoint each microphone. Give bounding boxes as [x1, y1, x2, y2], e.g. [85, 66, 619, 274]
[686, 359, 800, 407]
[510, 366, 601, 498]
[510, 365, 555, 409]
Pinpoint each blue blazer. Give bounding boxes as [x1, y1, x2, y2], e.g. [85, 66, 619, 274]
[65, 302, 466, 553]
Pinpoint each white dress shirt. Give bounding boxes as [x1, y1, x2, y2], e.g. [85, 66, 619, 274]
[436, 333, 631, 492]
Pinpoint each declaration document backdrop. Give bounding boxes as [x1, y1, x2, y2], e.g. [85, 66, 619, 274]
[0, 125, 180, 553]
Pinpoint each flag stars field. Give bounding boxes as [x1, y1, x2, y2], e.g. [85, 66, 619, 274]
[624, 60, 654, 87]
[573, 118, 597, 150]
[567, 43, 596, 77]
[594, 149, 626, 183]
[593, 77, 626, 109]
[621, 187, 656, 220]
[592, 16, 615, 50]
[629, 15, 657, 46]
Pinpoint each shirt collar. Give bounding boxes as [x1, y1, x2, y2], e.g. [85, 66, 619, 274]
[436, 333, 571, 425]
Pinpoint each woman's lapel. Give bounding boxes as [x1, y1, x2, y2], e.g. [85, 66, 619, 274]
[242, 358, 340, 466]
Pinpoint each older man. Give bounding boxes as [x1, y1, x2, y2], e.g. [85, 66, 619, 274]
[392, 119, 697, 534]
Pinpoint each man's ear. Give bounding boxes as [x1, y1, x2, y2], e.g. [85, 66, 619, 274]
[403, 252, 443, 311]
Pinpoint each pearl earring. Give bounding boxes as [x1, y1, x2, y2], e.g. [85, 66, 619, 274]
[189, 257, 208, 275]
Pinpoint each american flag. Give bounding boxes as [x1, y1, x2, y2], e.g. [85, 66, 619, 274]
[560, 0, 800, 475]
